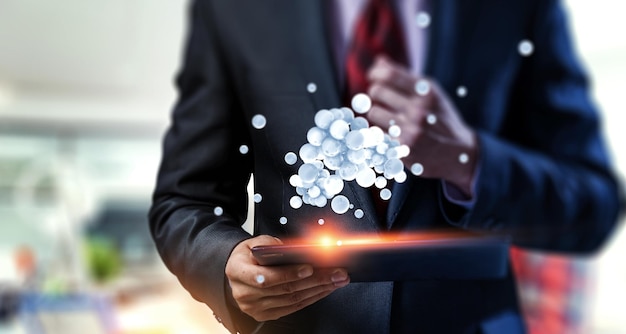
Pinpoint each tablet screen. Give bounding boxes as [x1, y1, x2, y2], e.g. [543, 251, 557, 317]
[251, 234, 509, 281]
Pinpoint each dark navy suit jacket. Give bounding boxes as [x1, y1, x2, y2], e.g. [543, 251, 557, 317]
[149, 0, 623, 333]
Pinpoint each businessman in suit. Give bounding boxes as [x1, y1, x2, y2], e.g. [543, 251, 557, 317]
[149, 0, 623, 333]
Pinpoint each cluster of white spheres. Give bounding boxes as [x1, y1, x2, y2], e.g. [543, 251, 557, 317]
[285, 94, 411, 215]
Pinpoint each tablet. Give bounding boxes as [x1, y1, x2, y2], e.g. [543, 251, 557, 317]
[251, 234, 509, 281]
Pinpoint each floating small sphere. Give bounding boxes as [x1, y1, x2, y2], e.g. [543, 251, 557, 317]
[375, 176, 388, 189]
[285, 151, 298, 165]
[323, 175, 344, 196]
[321, 137, 342, 157]
[376, 143, 389, 156]
[214, 206, 223, 216]
[298, 144, 318, 163]
[318, 218, 325, 225]
[369, 127, 385, 145]
[329, 119, 350, 140]
[354, 209, 364, 219]
[394, 171, 408, 183]
[307, 82, 317, 93]
[459, 153, 469, 164]
[323, 155, 343, 170]
[251, 114, 267, 129]
[312, 160, 324, 170]
[380, 188, 392, 201]
[371, 154, 385, 166]
[395, 145, 410, 158]
[457, 86, 468, 98]
[290, 196, 303, 209]
[239, 145, 249, 154]
[415, 12, 431, 28]
[359, 129, 374, 148]
[331, 195, 350, 214]
[363, 148, 374, 160]
[384, 158, 404, 177]
[314, 196, 328, 207]
[308, 186, 321, 198]
[331, 108, 345, 120]
[386, 147, 399, 159]
[307, 127, 326, 146]
[338, 163, 359, 181]
[345, 131, 365, 150]
[256, 274, 265, 284]
[356, 167, 376, 188]
[253, 193, 263, 203]
[290, 175, 303, 187]
[298, 163, 319, 183]
[340, 107, 355, 121]
[410, 163, 424, 176]
[296, 187, 307, 197]
[518, 40, 534, 57]
[314, 109, 335, 129]
[347, 149, 367, 164]
[415, 80, 430, 96]
[426, 114, 437, 125]
[279, 217, 288, 225]
[351, 117, 369, 130]
[351, 93, 372, 114]
[388, 125, 401, 138]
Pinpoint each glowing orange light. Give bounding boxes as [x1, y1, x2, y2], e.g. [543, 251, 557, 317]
[320, 237, 333, 247]
[287, 229, 471, 248]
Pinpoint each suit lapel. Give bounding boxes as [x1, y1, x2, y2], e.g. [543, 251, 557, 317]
[424, 0, 459, 90]
[288, 0, 341, 110]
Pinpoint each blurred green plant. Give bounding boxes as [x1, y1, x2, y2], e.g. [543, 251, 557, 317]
[84, 237, 122, 284]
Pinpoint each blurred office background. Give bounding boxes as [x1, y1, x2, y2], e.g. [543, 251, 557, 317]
[0, 1, 624, 333]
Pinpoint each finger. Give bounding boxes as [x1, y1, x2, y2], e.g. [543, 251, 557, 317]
[368, 83, 410, 111]
[232, 267, 348, 304]
[247, 263, 315, 289]
[248, 235, 284, 250]
[260, 277, 349, 309]
[367, 56, 418, 95]
[367, 105, 398, 130]
[368, 57, 439, 109]
[227, 263, 315, 307]
[254, 289, 337, 322]
[240, 235, 316, 289]
[227, 236, 312, 288]
[261, 268, 348, 296]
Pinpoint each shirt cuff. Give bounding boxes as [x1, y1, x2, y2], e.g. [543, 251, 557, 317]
[441, 163, 481, 209]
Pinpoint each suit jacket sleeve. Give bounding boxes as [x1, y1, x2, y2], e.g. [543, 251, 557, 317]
[148, 0, 255, 332]
[441, 0, 622, 253]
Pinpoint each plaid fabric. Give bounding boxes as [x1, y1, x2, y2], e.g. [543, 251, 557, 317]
[510, 247, 590, 334]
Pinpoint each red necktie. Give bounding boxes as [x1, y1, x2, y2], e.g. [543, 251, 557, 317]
[344, 0, 409, 100]
[344, 0, 409, 222]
